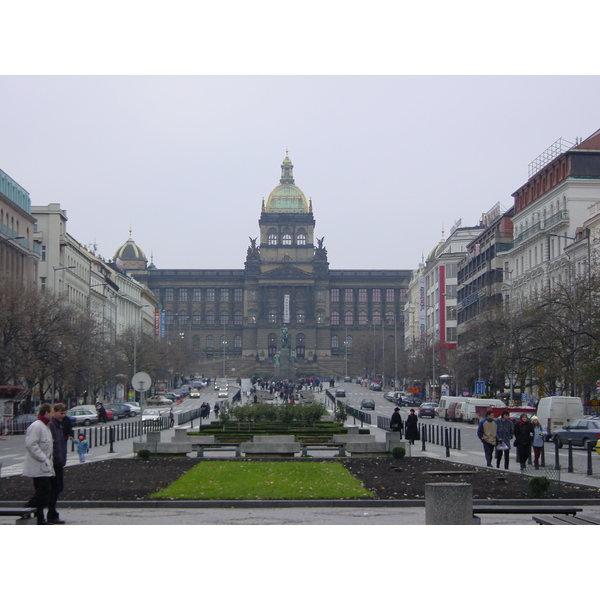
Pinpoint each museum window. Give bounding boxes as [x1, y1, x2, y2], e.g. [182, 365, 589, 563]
[344, 311, 354, 326]
[220, 289, 229, 302]
[330, 288, 340, 302]
[296, 309, 305, 324]
[331, 311, 340, 325]
[386, 289, 395, 303]
[220, 310, 229, 325]
[316, 290, 324, 301]
[192, 311, 201, 325]
[358, 289, 367, 302]
[234, 335, 242, 348]
[179, 288, 188, 302]
[344, 289, 353, 303]
[297, 229, 306, 245]
[192, 335, 200, 349]
[282, 228, 292, 245]
[206, 335, 214, 348]
[234, 288, 243, 302]
[268, 309, 277, 324]
[249, 290, 257, 300]
[331, 335, 340, 349]
[206, 310, 214, 325]
[268, 229, 277, 245]
[249, 309, 257, 324]
[192, 288, 202, 302]
[165, 310, 173, 325]
[165, 288, 174, 302]
[206, 288, 215, 302]
[372, 310, 381, 325]
[316, 309, 324, 324]
[268, 333, 277, 357]
[234, 310, 243, 325]
[296, 334, 305, 358]
[358, 310, 368, 325]
[386, 311, 395, 326]
[372, 289, 381, 302]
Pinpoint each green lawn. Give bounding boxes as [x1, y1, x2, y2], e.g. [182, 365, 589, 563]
[150, 461, 374, 500]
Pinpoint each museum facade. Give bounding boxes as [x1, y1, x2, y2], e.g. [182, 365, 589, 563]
[117, 155, 412, 378]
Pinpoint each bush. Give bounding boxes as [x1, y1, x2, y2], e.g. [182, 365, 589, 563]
[137, 449, 151, 460]
[528, 476, 551, 498]
[391, 446, 406, 459]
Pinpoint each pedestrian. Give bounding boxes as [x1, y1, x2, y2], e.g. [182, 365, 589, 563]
[97, 403, 107, 424]
[47, 403, 68, 524]
[73, 433, 89, 463]
[404, 409, 420, 444]
[390, 407, 403, 438]
[514, 413, 535, 469]
[214, 402, 220, 418]
[477, 409, 499, 467]
[169, 407, 175, 427]
[531, 416, 547, 469]
[495, 410, 514, 469]
[23, 403, 55, 525]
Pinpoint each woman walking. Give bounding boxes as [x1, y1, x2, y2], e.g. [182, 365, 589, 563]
[404, 409, 420, 445]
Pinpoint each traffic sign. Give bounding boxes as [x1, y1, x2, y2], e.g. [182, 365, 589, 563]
[475, 381, 485, 396]
[132, 371, 152, 392]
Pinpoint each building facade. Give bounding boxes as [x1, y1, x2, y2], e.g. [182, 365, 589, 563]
[121, 155, 413, 378]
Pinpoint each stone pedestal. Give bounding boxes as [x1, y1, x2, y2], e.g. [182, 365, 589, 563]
[425, 483, 474, 525]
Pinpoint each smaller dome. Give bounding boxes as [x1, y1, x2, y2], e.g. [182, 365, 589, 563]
[114, 231, 147, 262]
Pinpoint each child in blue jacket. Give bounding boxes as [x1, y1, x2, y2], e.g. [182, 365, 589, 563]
[73, 433, 89, 463]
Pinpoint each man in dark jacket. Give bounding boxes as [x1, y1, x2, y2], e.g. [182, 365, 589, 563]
[514, 413, 535, 469]
[390, 407, 403, 437]
[47, 403, 68, 524]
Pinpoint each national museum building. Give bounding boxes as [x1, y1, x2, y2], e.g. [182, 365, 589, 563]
[116, 156, 412, 378]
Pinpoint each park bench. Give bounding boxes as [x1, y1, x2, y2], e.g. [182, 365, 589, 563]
[300, 442, 347, 457]
[195, 442, 242, 457]
[533, 514, 600, 525]
[0, 508, 38, 525]
[474, 506, 581, 516]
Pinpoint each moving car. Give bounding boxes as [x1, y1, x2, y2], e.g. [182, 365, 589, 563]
[418, 402, 438, 418]
[189, 390, 201, 398]
[335, 389, 346, 397]
[8, 413, 37, 434]
[553, 418, 600, 448]
[66, 407, 99, 426]
[344, 376, 352, 382]
[369, 383, 382, 391]
[360, 398, 375, 410]
[141, 409, 164, 423]
[147, 395, 173, 405]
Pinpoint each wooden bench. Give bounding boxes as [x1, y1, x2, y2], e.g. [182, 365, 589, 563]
[533, 514, 600, 525]
[300, 442, 346, 457]
[0, 508, 38, 525]
[474, 506, 581, 516]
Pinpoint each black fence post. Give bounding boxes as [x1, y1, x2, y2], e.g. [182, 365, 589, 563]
[567, 439, 574, 473]
[109, 426, 115, 453]
[421, 425, 426, 451]
[554, 437, 561, 471]
[457, 428, 461, 451]
[444, 428, 450, 457]
[541, 443, 545, 467]
[587, 441, 593, 476]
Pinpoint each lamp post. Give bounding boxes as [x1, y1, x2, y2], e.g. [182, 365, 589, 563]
[52, 265, 75, 294]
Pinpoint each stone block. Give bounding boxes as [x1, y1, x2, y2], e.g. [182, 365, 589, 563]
[240, 441, 301, 456]
[133, 441, 157, 454]
[333, 434, 376, 443]
[156, 442, 193, 455]
[386, 432, 406, 452]
[253, 435, 296, 443]
[346, 442, 387, 455]
[146, 431, 161, 443]
[194, 436, 216, 445]
[425, 483, 474, 525]
[171, 428, 189, 443]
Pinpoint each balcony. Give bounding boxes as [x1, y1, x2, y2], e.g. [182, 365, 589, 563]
[513, 210, 569, 247]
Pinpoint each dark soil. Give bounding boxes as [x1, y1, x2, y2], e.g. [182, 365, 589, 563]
[2, 457, 599, 501]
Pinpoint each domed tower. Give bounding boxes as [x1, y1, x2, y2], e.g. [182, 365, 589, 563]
[113, 229, 148, 270]
[258, 153, 317, 272]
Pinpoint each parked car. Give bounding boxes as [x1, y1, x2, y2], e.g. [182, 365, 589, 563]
[66, 407, 99, 426]
[8, 413, 37, 434]
[335, 389, 346, 397]
[124, 402, 141, 417]
[104, 404, 127, 419]
[104, 408, 116, 421]
[147, 395, 172, 405]
[360, 398, 375, 410]
[418, 402, 438, 418]
[369, 383, 382, 391]
[163, 392, 181, 401]
[553, 418, 600, 448]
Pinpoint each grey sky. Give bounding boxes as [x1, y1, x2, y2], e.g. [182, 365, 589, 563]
[2, 76, 600, 271]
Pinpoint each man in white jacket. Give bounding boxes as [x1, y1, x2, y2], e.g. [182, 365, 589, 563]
[23, 403, 55, 524]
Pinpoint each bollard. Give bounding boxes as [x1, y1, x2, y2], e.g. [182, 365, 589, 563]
[554, 436, 561, 470]
[587, 441, 593, 476]
[568, 439, 574, 473]
[445, 428, 450, 457]
[421, 425, 426, 451]
[457, 428, 461, 451]
[541, 443, 545, 467]
[108, 427, 115, 453]
[425, 483, 474, 525]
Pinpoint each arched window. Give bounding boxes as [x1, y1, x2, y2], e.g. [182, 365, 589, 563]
[345, 335, 353, 351]
[268, 309, 277, 324]
[316, 309, 324, 324]
[234, 335, 242, 348]
[206, 310, 214, 325]
[220, 310, 228, 325]
[192, 310, 201, 325]
[331, 335, 339, 349]
[296, 333, 305, 358]
[206, 335, 214, 348]
[192, 335, 200, 349]
[282, 228, 292, 245]
[268, 229, 277, 245]
[296, 309, 305, 324]
[385, 311, 395, 326]
[297, 229, 306, 245]
[331, 311, 340, 325]
[249, 309, 257, 324]
[268, 333, 277, 357]
[373, 311, 381, 326]
[234, 310, 243, 325]
[165, 310, 173, 325]
[344, 310, 354, 326]
[359, 311, 368, 325]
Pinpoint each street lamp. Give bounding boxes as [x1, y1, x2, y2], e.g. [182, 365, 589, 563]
[53, 265, 75, 293]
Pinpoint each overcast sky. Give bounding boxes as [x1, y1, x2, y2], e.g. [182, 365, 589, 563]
[2, 76, 600, 272]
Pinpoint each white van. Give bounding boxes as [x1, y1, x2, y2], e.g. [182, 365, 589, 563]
[437, 396, 467, 419]
[458, 398, 507, 424]
[536, 396, 583, 435]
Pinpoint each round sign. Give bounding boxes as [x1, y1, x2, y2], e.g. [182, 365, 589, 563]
[132, 371, 152, 392]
